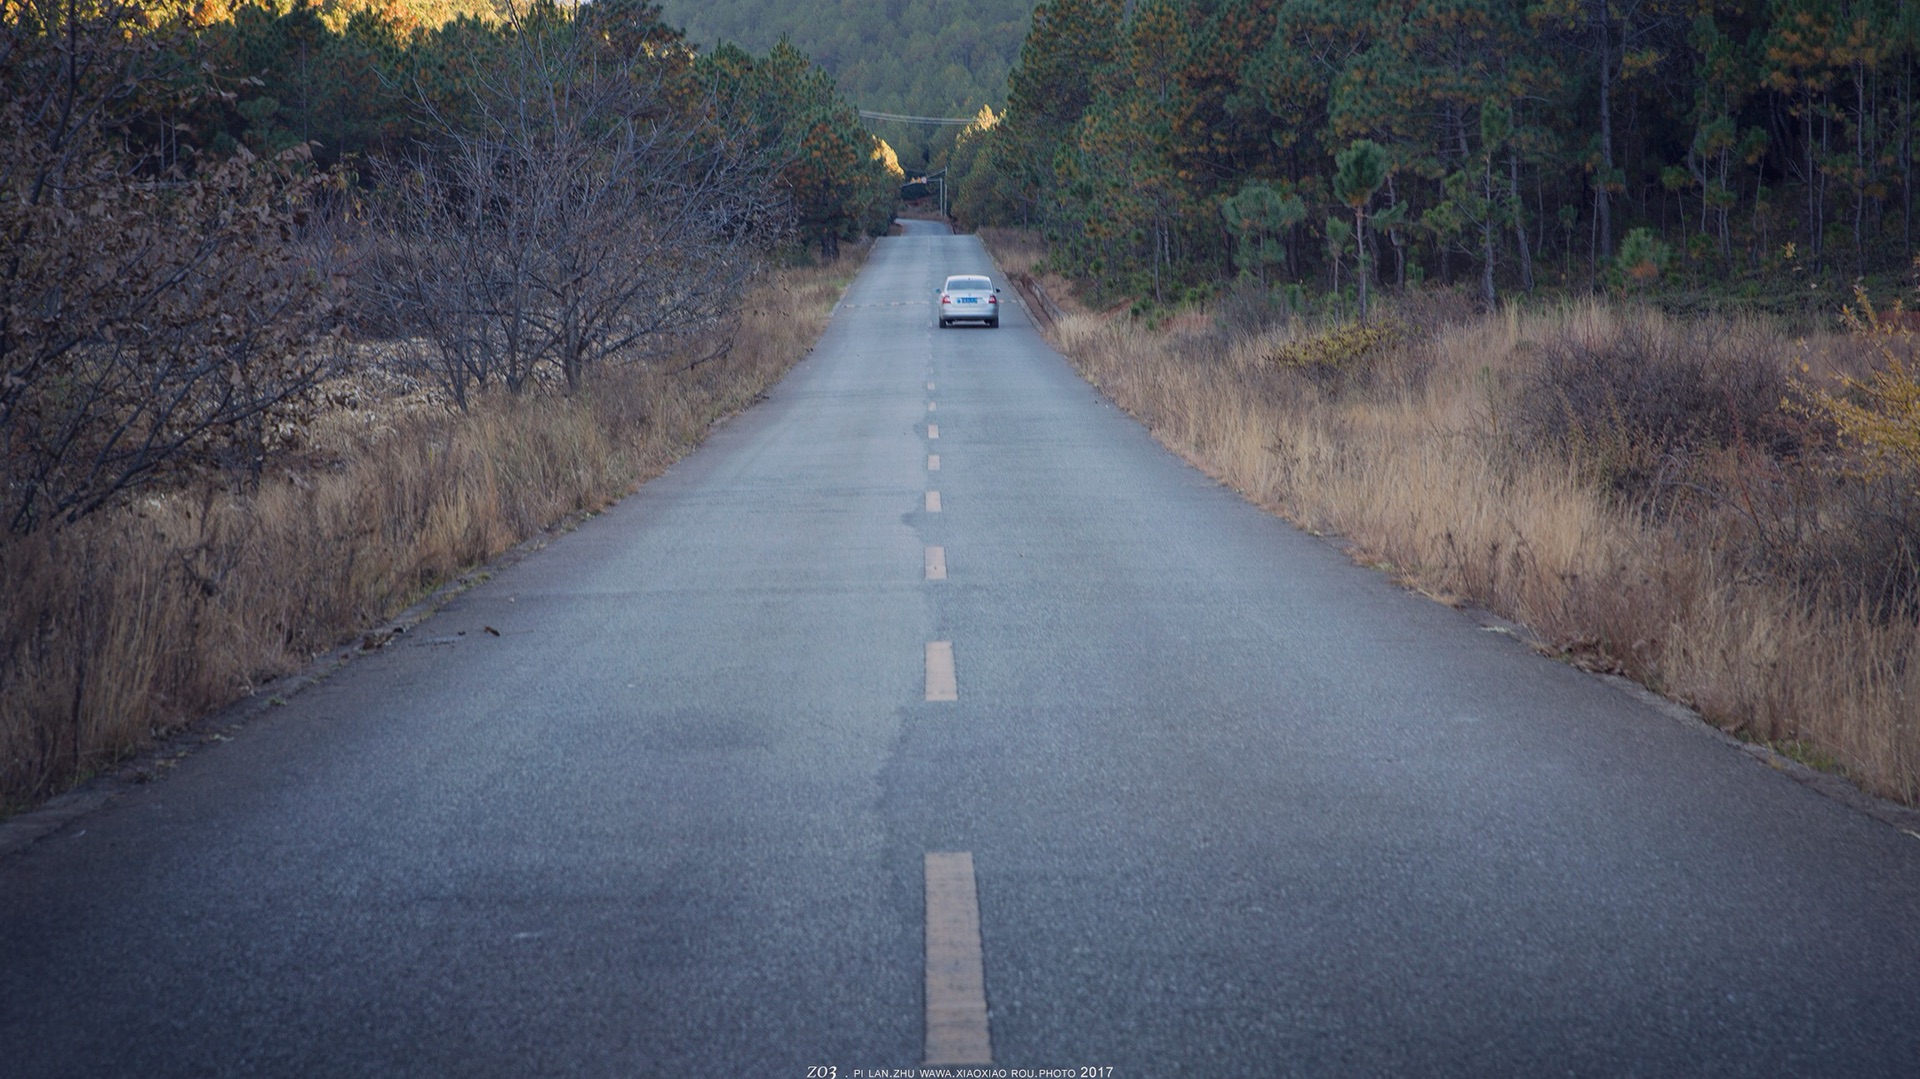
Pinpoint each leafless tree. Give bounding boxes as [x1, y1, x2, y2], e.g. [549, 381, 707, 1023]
[360, 0, 791, 408]
[1, 0, 340, 535]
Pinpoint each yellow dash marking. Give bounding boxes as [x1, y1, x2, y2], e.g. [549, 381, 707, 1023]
[925, 642, 957, 702]
[928, 454, 940, 471]
[929, 401, 937, 412]
[924, 852, 991, 1064]
[926, 490, 942, 513]
[926, 546, 947, 580]
[928, 424, 939, 440]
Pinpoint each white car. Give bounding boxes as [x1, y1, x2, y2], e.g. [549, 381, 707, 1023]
[938, 275, 1001, 328]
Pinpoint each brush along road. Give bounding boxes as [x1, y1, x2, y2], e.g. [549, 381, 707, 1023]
[4, 218, 1920, 1076]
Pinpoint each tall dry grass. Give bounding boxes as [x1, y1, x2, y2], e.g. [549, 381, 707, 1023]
[0, 251, 864, 812]
[976, 227, 1046, 277]
[1047, 294, 1920, 805]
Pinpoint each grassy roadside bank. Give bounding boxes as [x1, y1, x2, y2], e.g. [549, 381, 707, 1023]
[984, 228, 1920, 808]
[0, 249, 868, 815]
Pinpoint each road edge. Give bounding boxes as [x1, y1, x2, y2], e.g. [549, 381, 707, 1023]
[988, 251, 1920, 845]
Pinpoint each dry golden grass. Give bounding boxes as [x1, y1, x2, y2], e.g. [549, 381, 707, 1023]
[0, 250, 865, 812]
[1044, 292, 1920, 805]
[976, 227, 1045, 277]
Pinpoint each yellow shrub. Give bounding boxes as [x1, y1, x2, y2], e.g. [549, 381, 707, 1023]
[1803, 288, 1920, 492]
[1268, 319, 1405, 370]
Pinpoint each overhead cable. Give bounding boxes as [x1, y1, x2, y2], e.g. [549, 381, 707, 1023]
[857, 109, 981, 126]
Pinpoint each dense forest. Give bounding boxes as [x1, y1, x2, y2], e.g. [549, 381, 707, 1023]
[136, 0, 898, 244]
[951, 0, 1920, 313]
[654, 0, 1032, 170]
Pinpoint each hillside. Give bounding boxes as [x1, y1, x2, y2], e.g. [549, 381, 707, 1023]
[655, 0, 1030, 170]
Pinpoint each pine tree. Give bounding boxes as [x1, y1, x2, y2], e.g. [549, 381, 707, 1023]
[1221, 180, 1306, 283]
[1334, 138, 1388, 318]
[996, 0, 1123, 227]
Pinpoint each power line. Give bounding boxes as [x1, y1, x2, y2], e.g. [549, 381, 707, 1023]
[858, 109, 980, 127]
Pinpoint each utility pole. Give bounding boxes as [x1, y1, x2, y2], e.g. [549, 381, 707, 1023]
[923, 168, 948, 220]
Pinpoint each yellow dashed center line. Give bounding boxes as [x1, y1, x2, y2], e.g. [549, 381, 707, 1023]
[928, 424, 939, 439]
[923, 852, 991, 1064]
[928, 454, 940, 471]
[926, 490, 942, 513]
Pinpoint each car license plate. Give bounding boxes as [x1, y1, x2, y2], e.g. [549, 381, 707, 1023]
[960, 297, 979, 303]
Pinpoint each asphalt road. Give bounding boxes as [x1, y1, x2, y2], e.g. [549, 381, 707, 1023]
[5, 218, 1920, 1077]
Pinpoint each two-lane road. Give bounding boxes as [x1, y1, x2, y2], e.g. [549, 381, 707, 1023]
[5, 218, 1920, 1076]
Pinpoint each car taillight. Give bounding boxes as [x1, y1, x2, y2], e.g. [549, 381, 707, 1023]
[988, 295, 997, 304]
[941, 295, 950, 304]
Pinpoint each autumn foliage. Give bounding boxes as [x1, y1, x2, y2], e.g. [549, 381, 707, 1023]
[1804, 288, 1920, 495]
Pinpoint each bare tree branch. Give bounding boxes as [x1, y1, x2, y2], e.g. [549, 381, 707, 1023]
[359, 0, 790, 405]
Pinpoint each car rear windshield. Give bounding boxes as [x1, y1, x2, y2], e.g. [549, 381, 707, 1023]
[948, 277, 991, 291]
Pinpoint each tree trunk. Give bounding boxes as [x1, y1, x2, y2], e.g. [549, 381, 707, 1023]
[1804, 102, 1818, 270]
[1818, 105, 1830, 272]
[1388, 175, 1406, 288]
[1481, 153, 1497, 308]
[1855, 60, 1868, 276]
[1510, 148, 1534, 291]
[1356, 205, 1370, 322]
[1905, 16, 1914, 260]
[1595, 3, 1616, 264]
